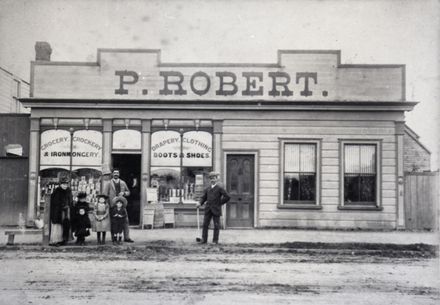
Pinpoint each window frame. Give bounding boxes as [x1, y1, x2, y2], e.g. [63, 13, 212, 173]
[279, 138, 322, 209]
[339, 139, 382, 211]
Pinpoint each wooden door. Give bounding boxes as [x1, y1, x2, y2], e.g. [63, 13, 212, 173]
[226, 155, 254, 228]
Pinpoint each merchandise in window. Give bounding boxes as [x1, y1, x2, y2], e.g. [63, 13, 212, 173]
[150, 167, 211, 204]
[283, 143, 316, 203]
[343, 144, 376, 205]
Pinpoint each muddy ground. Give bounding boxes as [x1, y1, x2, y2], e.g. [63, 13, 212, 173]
[0, 242, 439, 305]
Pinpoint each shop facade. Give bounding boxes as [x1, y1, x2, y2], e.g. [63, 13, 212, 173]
[21, 48, 416, 230]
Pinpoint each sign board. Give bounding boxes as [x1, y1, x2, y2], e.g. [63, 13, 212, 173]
[143, 208, 155, 229]
[146, 187, 158, 203]
[32, 49, 405, 102]
[40, 129, 71, 167]
[40, 129, 103, 168]
[72, 130, 103, 167]
[151, 130, 212, 167]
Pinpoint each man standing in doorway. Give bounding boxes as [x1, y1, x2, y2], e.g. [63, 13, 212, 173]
[196, 172, 230, 244]
[103, 169, 134, 243]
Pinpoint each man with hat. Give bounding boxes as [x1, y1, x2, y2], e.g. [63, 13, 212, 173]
[102, 169, 133, 242]
[196, 171, 230, 244]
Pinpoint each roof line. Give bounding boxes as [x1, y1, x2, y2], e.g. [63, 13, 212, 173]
[0, 66, 30, 85]
[404, 124, 431, 154]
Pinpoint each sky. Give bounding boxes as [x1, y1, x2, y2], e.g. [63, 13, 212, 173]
[0, 0, 438, 169]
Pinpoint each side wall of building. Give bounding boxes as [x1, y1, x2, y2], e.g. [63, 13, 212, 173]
[0, 67, 30, 113]
[403, 131, 431, 172]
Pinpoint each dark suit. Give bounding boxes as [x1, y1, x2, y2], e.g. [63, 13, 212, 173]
[200, 184, 230, 243]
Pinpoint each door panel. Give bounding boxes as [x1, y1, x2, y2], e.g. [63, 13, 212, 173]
[226, 155, 255, 227]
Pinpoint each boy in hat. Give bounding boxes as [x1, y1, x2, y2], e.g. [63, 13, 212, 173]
[196, 172, 230, 244]
[72, 192, 91, 245]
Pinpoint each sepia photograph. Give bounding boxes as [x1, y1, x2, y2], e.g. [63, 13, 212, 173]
[0, 0, 439, 304]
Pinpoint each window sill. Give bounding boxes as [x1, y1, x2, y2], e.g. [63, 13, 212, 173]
[338, 205, 383, 211]
[278, 204, 322, 210]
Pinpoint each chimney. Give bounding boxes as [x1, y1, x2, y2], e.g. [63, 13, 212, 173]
[35, 41, 52, 61]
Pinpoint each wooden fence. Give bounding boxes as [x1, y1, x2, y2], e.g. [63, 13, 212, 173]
[404, 171, 439, 230]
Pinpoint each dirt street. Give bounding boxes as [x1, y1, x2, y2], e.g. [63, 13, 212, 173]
[0, 242, 438, 305]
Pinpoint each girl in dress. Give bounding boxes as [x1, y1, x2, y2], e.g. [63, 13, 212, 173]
[110, 196, 127, 245]
[93, 194, 110, 245]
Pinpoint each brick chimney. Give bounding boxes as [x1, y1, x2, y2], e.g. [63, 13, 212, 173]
[35, 41, 52, 61]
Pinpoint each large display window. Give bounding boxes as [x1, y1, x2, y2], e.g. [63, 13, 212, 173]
[150, 130, 212, 204]
[38, 129, 104, 214]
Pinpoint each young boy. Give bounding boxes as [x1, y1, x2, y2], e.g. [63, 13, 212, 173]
[73, 192, 91, 245]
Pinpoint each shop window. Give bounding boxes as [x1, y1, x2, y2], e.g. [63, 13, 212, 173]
[341, 141, 380, 208]
[150, 130, 213, 204]
[39, 168, 102, 212]
[280, 139, 321, 208]
[39, 129, 104, 214]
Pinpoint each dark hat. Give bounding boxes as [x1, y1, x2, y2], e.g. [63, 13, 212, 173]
[77, 192, 87, 199]
[59, 176, 70, 184]
[97, 194, 108, 199]
[112, 196, 127, 207]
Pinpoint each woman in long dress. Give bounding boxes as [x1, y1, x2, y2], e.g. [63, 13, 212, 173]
[49, 176, 73, 246]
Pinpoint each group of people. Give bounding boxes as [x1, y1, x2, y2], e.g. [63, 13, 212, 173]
[49, 169, 231, 246]
[49, 169, 134, 246]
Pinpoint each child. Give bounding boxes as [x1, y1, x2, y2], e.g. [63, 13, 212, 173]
[73, 192, 91, 245]
[110, 196, 127, 245]
[93, 194, 110, 245]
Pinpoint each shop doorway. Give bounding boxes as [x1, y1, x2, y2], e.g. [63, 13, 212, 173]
[226, 154, 255, 228]
[112, 154, 141, 225]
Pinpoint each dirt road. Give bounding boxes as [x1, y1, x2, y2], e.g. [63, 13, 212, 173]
[0, 242, 438, 305]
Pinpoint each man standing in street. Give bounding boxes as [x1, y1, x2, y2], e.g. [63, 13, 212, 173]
[196, 171, 230, 244]
[102, 169, 134, 243]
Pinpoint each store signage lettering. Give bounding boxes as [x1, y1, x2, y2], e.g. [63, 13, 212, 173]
[115, 70, 321, 97]
[151, 130, 212, 167]
[40, 129, 103, 168]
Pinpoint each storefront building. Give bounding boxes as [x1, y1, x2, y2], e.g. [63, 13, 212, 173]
[21, 47, 416, 230]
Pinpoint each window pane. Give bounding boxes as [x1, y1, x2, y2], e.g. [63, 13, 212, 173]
[360, 175, 376, 202]
[299, 174, 315, 200]
[284, 144, 300, 172]
[284, 173, 299, 200]
[360, 145, 376, 174]
[344, 174, 360, 203]
[150, 167, 181, 203]
[344, 145, 360, 173]
[300, 144, 316, 172]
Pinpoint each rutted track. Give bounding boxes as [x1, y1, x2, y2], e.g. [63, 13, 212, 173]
[0, 241, 438, 305]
